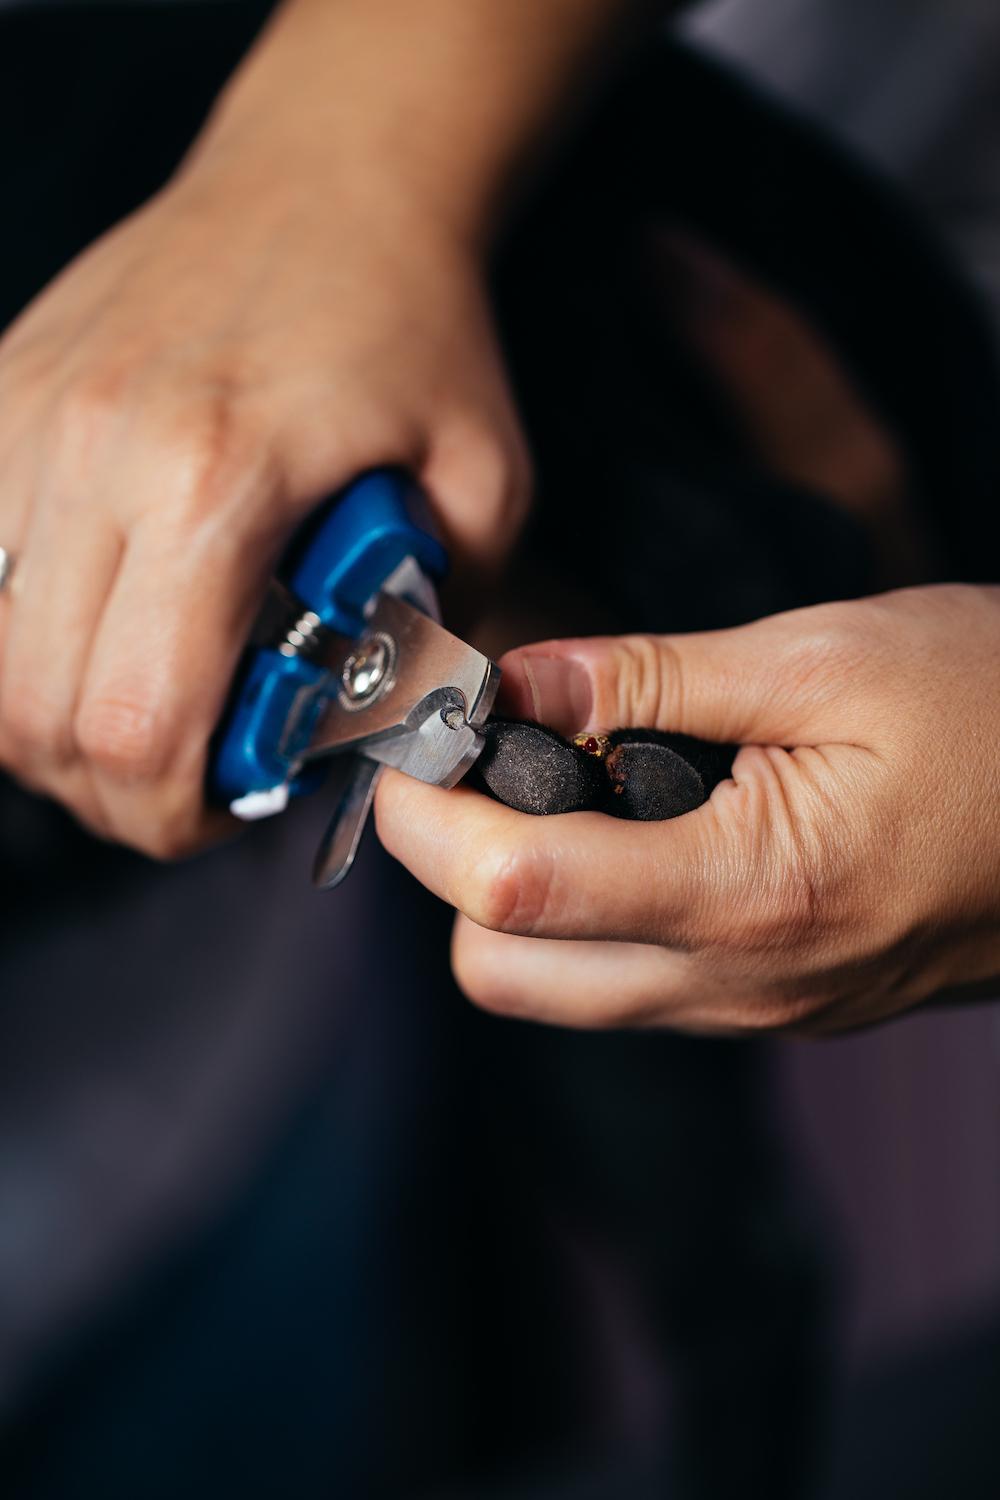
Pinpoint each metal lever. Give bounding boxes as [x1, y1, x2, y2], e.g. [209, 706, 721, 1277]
[312, 757, 384, 891]
[302, 590, 499, 779]
[302, 577, 500, 889]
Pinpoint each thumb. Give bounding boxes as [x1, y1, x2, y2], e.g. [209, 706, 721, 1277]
[496, 605, 864, 746]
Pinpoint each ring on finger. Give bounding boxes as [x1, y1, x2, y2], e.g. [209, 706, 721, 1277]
[0, 547, 16, 595]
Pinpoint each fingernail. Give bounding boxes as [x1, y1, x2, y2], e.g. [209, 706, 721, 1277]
[504, 654, 593, 735]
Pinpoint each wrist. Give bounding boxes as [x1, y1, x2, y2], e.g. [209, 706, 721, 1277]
[180, 0, 655, 256]
[168, 107, 487, 287]
[185, 34, 504, 255]
[180, 89, 496, 267]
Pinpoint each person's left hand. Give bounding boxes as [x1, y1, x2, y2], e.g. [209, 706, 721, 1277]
[375, 584, 1000, 1035]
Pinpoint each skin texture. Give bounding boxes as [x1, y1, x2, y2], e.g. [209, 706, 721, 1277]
[0, 0, 652, 857]
[375, 585, 1000, 1036]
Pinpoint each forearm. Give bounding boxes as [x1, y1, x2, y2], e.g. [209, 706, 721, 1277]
[190, 0, 669, 244]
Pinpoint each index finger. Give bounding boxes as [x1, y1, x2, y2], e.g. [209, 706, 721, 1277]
[374, 770, 732, 947]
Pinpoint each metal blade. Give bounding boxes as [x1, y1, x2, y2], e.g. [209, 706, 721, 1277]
[311, 756, 383, 891]
[302, 592, 500, 787]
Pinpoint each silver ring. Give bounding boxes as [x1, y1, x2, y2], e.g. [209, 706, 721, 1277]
[0, 547, 15, 595]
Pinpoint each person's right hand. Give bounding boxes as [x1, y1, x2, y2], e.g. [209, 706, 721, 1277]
[376, 585, 1000, 1036]
[0, 139, 529, 859]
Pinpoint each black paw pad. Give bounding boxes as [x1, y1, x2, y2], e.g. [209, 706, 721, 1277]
[475, 719, 605, 815]
[605, 729, 716, 816]
[475, 719, 736, 821]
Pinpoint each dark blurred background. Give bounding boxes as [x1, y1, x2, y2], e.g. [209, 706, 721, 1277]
[679, 7, 1000, 1491]
[688, 0, 1000, 1390]
[1, 3, 999, 1498]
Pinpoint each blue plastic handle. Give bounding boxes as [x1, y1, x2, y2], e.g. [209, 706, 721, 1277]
[210, 470, 447, 805]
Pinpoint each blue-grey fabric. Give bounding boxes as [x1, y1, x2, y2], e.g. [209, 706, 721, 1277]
[686, 0, 1000, 326]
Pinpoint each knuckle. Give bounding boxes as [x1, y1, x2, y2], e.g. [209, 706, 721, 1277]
[452, 944, 518, 1019]
[450, 922, 527, 1019]
[467, 844, 554, 937]
[723, 872, 820, 972]
[737, 990, 821, 1034]
[430, 421, 533, 546]
[0, 339, 51, 408]
[55, 368, 132, 460]
[718, 747, 829, 956]
[114, 794, 210, 862]
[780, 862, 825, 942]
[777, 614, 868, 702]
[609, 634, 681, 729]
[159, 397, 259, 530]
[587, 994, 648, 1030]
[745, 863, 822, 952]
[495, 435, 534, 525]
[75, 695, 165, 779]
[2, 684, 74, 763]
[462, 982, 523, 1020]
[135, 826, 197, 863]
[51, 368, 268, 532]
[464, 430, 514, 504]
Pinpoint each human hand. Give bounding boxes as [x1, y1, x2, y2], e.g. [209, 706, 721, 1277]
[376, 585, 1000, 1034]
[0, 140, 528, 857]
